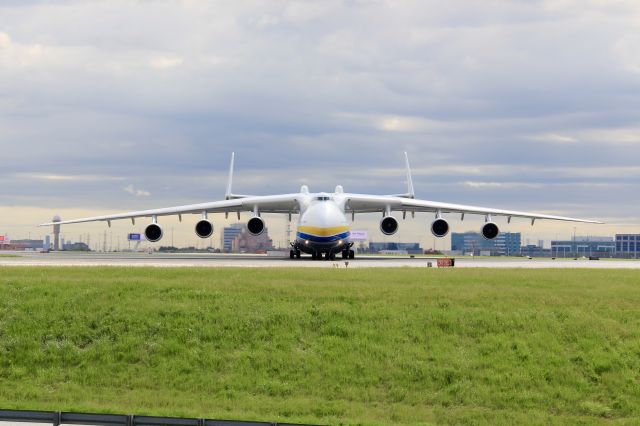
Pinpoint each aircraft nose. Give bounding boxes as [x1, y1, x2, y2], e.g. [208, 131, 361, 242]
[303, 202, 344, 227]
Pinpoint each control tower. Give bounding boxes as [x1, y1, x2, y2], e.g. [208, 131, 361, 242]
[52, 215, 61, 251]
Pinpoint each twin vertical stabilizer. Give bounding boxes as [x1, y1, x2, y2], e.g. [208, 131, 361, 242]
[227, 151, 416, 198]
[390, 151, 416, 198]
[225, 152, 251, 199]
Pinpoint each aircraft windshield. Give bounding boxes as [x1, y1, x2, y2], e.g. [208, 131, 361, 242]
[316, 196, 330, 201]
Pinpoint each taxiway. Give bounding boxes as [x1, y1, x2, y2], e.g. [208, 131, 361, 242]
[1, 251, 639, 268]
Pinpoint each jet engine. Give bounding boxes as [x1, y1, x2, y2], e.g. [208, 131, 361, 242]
[247, 216, 265, 236]
[380, 216, 399, 235]
[481, 222, 500, 240]
[144, 223, 163, 242]
[195, 219, 214, 238]
[431, 218, 450, 238]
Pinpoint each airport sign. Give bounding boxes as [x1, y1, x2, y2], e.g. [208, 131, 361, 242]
[350, 230, 368, 241]
[128, 233, 142, 241]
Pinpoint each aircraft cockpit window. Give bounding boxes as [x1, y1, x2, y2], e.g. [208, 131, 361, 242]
[316, 196, 330, 201]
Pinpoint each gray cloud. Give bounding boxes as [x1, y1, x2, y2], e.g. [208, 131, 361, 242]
[1, 0, 639, 243]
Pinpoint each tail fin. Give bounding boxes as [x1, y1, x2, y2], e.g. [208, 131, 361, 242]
[225, 152, 235, 199]
[387, 152, 416, 198]
[224, 152, 251, 200]
[404, 151, 415, 199]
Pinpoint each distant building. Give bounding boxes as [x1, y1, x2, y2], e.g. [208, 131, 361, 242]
[451, 232, 521, 256]
[10, 239, 45, 250]
[615, 234, 640, 258]
[52, 215, 61, 251]
[520, 244, 551, 257]
[222, 224, 245, 252]
[222, 223, 274, 253]
[63, 241, 90, 251]
[6, 238, 89, 252]
[368, 242, 422, 254]
[573, 236, 613, 242]
[551, 237, 615, 258]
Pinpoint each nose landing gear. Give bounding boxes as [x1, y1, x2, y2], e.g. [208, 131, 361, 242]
[308, 251, 335, 260]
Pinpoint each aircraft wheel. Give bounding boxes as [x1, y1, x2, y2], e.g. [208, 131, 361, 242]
[290, 250, 295, 259]
[349, 250, 355, 259]
[341, 250, 348, 259]
[295, 250, 301, 259]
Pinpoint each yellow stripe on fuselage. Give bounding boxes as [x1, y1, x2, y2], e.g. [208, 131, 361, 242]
[297, 225, 350, 237]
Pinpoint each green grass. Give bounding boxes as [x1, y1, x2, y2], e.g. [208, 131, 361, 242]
[0, 254, 19, 258]
[0, 267, 639, 425]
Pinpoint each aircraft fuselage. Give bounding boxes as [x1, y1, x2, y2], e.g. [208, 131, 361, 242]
[293, 193, 352, 258]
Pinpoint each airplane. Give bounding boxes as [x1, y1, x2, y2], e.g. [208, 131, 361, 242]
[40, 153, 602, 260]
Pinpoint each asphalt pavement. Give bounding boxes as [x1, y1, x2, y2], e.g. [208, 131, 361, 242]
[1, 251, 639, 268]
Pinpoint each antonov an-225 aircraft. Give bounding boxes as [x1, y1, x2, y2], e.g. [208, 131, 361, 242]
[40, 153, 601, 260]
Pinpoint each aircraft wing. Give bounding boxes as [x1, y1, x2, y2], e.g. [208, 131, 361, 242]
[39, 194, 301, 226]
[344, 194, 603, 224]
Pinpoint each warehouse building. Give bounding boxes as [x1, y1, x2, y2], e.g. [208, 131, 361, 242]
[615, 234, 640, 258]
[450, 232, 521, 256]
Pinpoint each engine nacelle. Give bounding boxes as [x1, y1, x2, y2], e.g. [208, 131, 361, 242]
[431, 218, 450, 238]
[195, 219, 214, 238]
[247, 216, 265, 236]
[481, 222, 500, 240]
[380, 216, 399, 235]
[144, 223, 163, 242]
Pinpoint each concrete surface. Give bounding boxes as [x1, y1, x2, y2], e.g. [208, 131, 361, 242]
[0, 251, 639, 268]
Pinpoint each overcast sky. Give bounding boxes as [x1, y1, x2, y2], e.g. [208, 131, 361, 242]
[1, 0, 639, 249]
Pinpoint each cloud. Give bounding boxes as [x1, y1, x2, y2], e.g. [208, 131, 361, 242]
[0, 0, 639, 245]
[463, 181, 544, 189]
[149, 55, 183, 69]
[124, 184, 150, 197]
[528, 133, 578, 144]
[579, 128, 640, 144]
[0, 31, 48, 68]
[15, 173, 125, 182]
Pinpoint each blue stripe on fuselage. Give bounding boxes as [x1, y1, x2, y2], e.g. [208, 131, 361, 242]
[296, 231, 350, 243]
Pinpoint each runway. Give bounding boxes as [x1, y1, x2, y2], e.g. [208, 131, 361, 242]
[1, 251, 639, 268]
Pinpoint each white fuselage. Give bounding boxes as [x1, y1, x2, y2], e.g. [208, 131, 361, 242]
[294, 192, 351, 255]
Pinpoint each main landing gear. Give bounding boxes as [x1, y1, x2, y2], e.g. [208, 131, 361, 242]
[342, 249, 355, 259]
[289, 249, 354, 260]
[289, 249, 301, 259]
[289, 244, 354, 260]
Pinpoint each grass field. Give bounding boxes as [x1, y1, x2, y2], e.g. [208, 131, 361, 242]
[0, 267, 639, 425]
